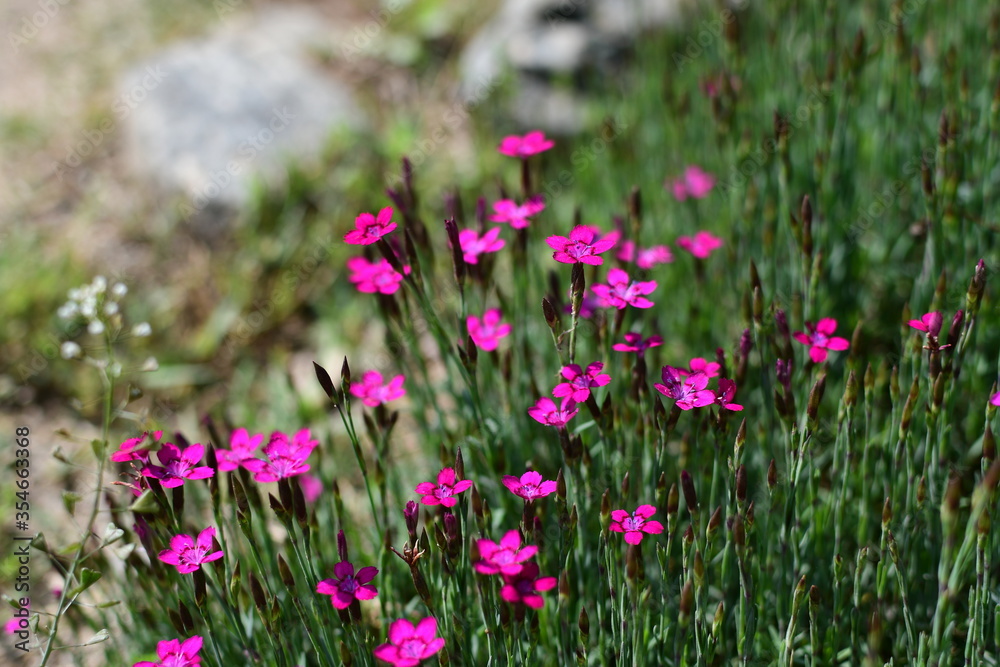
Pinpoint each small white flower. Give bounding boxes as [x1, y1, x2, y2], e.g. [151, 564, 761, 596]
[132, 322, 152, 337]
[79, 299, 96, 318]
[57, 303, 78, 319]
[93, 276, 107, 292]
[88, 320, 105, 335]
[104, 302, 119, 316]
[140, 356, 159, 372]
[68, 288, 82, 301]
[60, 342, 82, 359]
[111, 283, 128, 298]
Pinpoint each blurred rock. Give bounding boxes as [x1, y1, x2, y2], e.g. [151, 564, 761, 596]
[117, 7, 363, 236]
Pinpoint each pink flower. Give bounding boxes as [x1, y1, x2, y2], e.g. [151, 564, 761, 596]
[609, 504, 664, 544]
[499, 562, 558, 609]
[4, 602, 27, 635]
[990, 391, 1000, 407]
[374, 617, 446, 667]
[497, 131, 554, 158]
[458, 228, 505, 264]
[617, 241, 673, 269]
[415, 468, 473, 508]
[676, 357, 721, 379]
[467, 309, 512, 351]
[667, 166, 715, 201]
[490, 195, 545, 229]
[546, 226, 617, 265]
[344, 207, 396, 245]
[793, 318, 850, 363]
[141, 443, 214, 488]
[653, 366, 716, 410]
[347, 257, 409, 295]
[133, 635, 203, 667]
[715, 378, 744, 411]
[111, 430, 163, 464]
[613, 332, 664, 356]
[527, 396, 579, 428]
[242, 430, 318, 482]
[590, 268, 657, 309]
[676, 231, 723, 259]
[501, 471, 557, 502]
[216, 428, 263, 472]
[908, 311, 943, 336]
[475, 530, 538, 576]
[299, 474, 323, 503]
[316, 561, 379, 609]
[350, 371, 406, 407]
[157, 527, 224, 574]
[553, 362, 611, 402]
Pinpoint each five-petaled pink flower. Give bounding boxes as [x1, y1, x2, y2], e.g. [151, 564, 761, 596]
[497, 131, 554, 158]
[373, 617, 446, 667]
[553, 362, 611, 402]
[591, 268, 657, 309]
[676, 357, 721, 379]
[546, 226, 617, 265]
[653, 366, 716, 410]
[617, 241, 673, 269]
[793, 318, 850, 363]
[613, 332, 664, 356]
[502, 471, 558, 502]
[490, 196, 546, 229]
[676, 231, 723, 259]
[609, 505, 664, 544]
[458, 228, 505, 264]
[715, 379, 744, 411]
[316, 561, 379, 609]
[142, 443, 214, 488]
[667, 166, 715, 201]
[133, 635, 204, 667]
[415, 468, 473, 507]
[216, 428, 264, 472]
[475, 530, 538, 576]
[344, 207, 397, 245]
[157, 527, 224, 574]
[242, 430, 318, 482]
[467, 309, 512, 351]
[347, 257, 409, 295]
[908, 311, 943, 336]
[350, 371, 406, 407]
[111, 430, 163, 464]
[500, 562, 558, 609]
[527, 396, 579, 428]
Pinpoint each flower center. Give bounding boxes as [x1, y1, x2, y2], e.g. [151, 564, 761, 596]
[399, 639, 425, 658]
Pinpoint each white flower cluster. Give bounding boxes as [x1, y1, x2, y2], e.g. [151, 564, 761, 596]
[56, 276, 154, 367]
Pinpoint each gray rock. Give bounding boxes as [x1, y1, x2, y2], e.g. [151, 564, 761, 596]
[117, 7, 363, 233]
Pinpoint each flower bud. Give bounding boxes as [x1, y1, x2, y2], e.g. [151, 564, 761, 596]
[736, 465, 748, 504]
[680, 470, 699, 514]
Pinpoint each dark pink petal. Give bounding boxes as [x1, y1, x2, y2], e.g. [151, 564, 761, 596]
[421, 637, 446, 658]
[451, 479, 473, 494]
[825, 337, 850, 351]
[388, 618, 416, 645]
[537, 481, 558, 496]
[373, 644, 400, 663]
[534, 576, 558, 592]
[634, 504, 657, 519]
[334, 561, 355, 580]
[610, 509, 630, 522]
[414, 617, 439, 642]
[520, 471, 543, 486]
[815, 318, 838, 335]
[809, 346, 829, 363]
[624, 531, 644, 544]
[437, 468, 457, 486]
[641, 520, 664, 534]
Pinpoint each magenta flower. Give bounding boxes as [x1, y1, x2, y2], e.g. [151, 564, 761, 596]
[157, 527, 224, 574]
[546, 226, 617, 265]
[467, 309, 512, 351]
[990, 391, 1000, 407]
[347, 257, 409, 295]
[676, 231, 723, 259]
[4, 601, 27, 635]
[793, 318, 850, 363]
[299, 474, 323, 503]
[527, 396, 579, 428]
[133, 635, 203, 667]
[501, 471, 558, 502]
[111, 430, 163, 464]
[715, 378, 744, 411]
[350, 370, 406, 407]
[142, 443, 214, 488]
[242, 430, 317, 482]
[676, 357, 721, 379]
[653, 366, 716, 410]
[316, 561, 379, 609]
[667, 166, 715, 201]
[497, 131, 554, 158]
[613, 332, 664, 356]
[908, 311, 943, 336]
[374, 617, 446, 667]
[617, 241, 673, 269]
[344, 207, 397, 245]
[553, 362, 611, 402]
[499, 562, 558, 609]
[216, 428, 263, 472]
[609, 504, 664, 544]
[458, 228, 505, 264]
[590, 268, 657, 309]
[475, 530, 538, 576]
[415, 468, 473, 508]
[490, 195, 546, 229]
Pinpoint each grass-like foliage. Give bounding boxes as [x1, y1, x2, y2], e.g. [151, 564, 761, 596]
[7, 0, 1000, 665]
